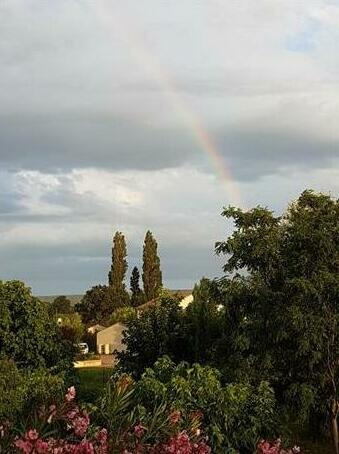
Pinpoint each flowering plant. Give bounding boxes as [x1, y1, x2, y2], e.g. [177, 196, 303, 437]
[13, 386, 108, 454]
[8, 386, 211, 454]
[257, 439, 301, 454]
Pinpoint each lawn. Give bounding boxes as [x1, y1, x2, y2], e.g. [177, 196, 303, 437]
[76, 367, 112, 403]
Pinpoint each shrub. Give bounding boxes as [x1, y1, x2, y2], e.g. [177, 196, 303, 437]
[134, 356, 276, 453]
[0, 359, 64, 425]
[0, 359, 24, 422]
[256, 439, 302, 454]
[4, 385, 211, 454]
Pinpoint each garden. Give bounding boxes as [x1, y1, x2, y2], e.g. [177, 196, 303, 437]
[0, 190, 337, 453]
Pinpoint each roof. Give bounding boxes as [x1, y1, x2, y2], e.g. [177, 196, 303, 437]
[87, 324, 105, 332]
[96, 322, 126, 347]
[137, 290, 193, 312]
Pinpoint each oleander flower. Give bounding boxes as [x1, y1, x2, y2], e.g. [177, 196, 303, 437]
[133, 424, 146, 438]
[65, 386, 76, 402]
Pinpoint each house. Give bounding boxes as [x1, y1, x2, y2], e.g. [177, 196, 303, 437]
[179, 294, 193, 309]
[96, 322, 126, 355]
[87, 324, 105, 334]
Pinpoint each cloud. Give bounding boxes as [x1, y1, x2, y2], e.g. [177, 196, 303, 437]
[0, 113, 199, 172]
[0, 0, 338, 293]
[216, 129, 338, 181]
[0, 165, 338, 294]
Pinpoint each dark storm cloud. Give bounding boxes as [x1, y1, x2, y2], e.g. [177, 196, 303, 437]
[0, 112, 338, 180]
[0, 113, 198, 172]
[216, 128, 339, 181]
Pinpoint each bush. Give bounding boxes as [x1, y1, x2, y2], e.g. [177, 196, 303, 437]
[21, 370, 64, 415]
[0, 359, 24, 422]
[135, 356, 276, 453]
[0, 358, 64, 424]
[2, 384, 211, 453]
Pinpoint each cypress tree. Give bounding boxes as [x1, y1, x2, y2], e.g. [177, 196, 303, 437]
[142, 230, 162, 301]
[108, 231, 129, 306]
[130, 266, 145, 307]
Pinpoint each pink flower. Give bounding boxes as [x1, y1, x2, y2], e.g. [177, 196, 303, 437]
[65, 386, 76, 402]
[67, 406, 80, 421]
[96, 428, 108, 446]
[27, 429, 39, 441]
[14, 438, 32, 454]
[72, 440, 95, 453]
[72, 412, 90, 437]
[133, 424, 146, 439]
[95, 429, 108, 454]
[257, 439, 302, 454]
[35, 439, 50, 453]
[156, 431, 211, 454]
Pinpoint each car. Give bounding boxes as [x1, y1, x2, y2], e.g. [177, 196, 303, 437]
[77, 342, 89, 355]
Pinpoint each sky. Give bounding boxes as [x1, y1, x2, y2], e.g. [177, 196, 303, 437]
[0, 0, 338, 295]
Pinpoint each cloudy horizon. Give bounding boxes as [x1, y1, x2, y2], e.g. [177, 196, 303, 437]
[1, 0, 338, 295]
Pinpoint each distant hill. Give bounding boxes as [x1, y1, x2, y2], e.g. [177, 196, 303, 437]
[38, 290, 192, 307]
[38, 294, 83, 307]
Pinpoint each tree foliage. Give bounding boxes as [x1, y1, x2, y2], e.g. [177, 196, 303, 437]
[142, 231, 162, 301]
[135, 356, 276, 453]
[0, 280, 75, 372]
[216, 190, 339, 447]
[116, 190, 338, 449]
[130, 266, 146, 307]
[75, 285, 113, 325]
[117, 294, 187, 377]
[49, 295, 73, 315]
[57, 313, 84, 344]
[108, 231, 130, 306]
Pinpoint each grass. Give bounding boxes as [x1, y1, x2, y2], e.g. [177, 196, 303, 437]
[76, 367, 111, 403]
[301, 437, 333, 454]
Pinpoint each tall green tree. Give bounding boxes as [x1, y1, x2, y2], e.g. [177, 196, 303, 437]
[0, 280, 75, 372]
[216, 190, 339, 452]
[130, 266, 145, 307]
[142, 230, 162, 300]
[108, 231, 129, 307]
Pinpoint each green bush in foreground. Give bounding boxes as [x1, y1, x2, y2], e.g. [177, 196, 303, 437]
[133, 356, 276, 453]
[0, 358, 65, 425]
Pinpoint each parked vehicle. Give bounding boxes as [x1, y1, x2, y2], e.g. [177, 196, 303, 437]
[77, 342, 89, 355]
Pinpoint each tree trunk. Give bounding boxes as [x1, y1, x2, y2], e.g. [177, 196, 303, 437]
[331, 400, 339, 454]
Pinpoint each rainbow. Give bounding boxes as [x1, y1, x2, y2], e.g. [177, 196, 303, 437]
[91, 1, 243, 208]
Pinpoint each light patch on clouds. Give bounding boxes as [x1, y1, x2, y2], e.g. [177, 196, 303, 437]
[0, 164, 338, 294]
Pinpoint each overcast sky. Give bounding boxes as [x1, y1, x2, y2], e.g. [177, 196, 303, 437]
[0, 0, 338, 295]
